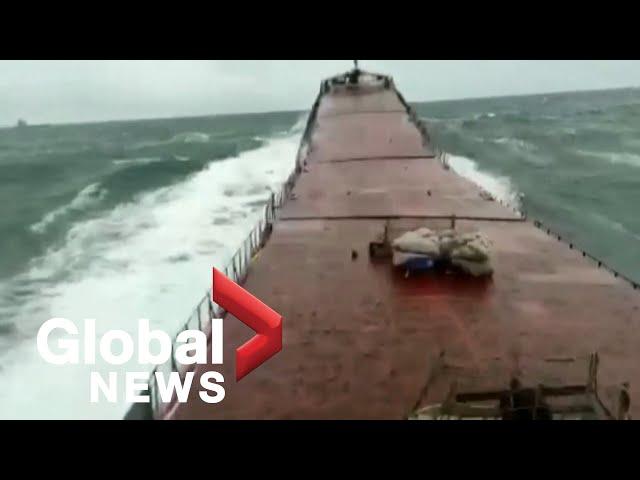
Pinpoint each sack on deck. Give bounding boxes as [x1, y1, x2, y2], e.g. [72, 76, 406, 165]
[392, 228, 440, 256]
[450, 232, 491, 262]
[391, 227, 493, 277]
[451, 258, 494, 277]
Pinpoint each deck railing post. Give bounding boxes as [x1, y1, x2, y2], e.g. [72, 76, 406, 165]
[270, 192, 276, 220]
[171, 344, 177, 373]
[145, 129, 308, 417]
[149, 369, 156, 414]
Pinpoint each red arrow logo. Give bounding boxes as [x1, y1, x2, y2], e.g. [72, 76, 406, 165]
[212, 267, 282, 381]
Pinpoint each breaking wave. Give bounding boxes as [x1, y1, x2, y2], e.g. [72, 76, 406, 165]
[0, 131, 301, 420]
[445, 154, 522, 211]
[169, 132, 211, 144]
[577, 149, 640, 168]
[491, 137, 538, 152]
[30, 183, 108, 234]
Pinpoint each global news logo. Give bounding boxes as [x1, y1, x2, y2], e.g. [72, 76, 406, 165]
[35, 267, 283, 405]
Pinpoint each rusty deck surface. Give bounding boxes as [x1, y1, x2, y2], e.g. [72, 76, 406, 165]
[165, 75, 640, 419]
[280, 158, 520, 220]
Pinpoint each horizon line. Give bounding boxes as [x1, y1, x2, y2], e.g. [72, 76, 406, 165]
[1, 84, 636, 129]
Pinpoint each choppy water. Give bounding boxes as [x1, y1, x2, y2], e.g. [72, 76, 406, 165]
[0, 112, 305, 418]
[0, 87, 639, 418]
[415, 88, 640, 283]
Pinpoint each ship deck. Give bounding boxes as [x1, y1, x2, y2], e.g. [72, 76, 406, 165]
[165, 77, 640, 419]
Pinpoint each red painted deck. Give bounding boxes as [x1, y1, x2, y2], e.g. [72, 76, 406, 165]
[163, 75, 640, 419]
[280, 158, 520, 220]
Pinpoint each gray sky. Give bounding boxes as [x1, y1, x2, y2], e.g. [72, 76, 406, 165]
[2, 60, 640, 125]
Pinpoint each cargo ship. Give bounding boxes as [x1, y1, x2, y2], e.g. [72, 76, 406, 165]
[127, 62, 640, 420]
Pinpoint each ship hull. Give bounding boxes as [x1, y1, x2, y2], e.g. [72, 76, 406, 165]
[160, 71, 640, 420]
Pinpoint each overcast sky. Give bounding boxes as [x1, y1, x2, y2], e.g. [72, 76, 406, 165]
[2, 60, 640, 125]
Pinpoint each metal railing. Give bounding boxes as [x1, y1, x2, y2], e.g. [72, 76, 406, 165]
[417, 109, 639, 294]
[142, 92, 322, 417]
[145, 163, 303, 415]
[531, 218, 640, 291]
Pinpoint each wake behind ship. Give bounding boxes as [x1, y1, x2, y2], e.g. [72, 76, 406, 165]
[129, 64, 640, 420]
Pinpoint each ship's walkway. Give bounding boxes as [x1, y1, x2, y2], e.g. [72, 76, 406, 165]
[166, 79, 640, 419]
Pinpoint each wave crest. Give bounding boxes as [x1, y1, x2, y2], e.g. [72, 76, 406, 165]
[30, 183, 107, 234]
[445, 154, 522, 212]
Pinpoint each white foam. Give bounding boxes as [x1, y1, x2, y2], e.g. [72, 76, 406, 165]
[170, 132, 210, 144]
[578, 149, 640, 168]
[445, 154, 522, 211]
[602, 152, 640, 167]
[290, 113, 308, 134]
[112, 157, 163, 166]
[606, 152, 640, 167]
[492, 137, 537, 152]
[0, 132, 301, 419]
[473, 112, 496, 120]
[29, 183, 107, 234]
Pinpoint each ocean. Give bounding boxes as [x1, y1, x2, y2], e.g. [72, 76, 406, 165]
[0, 88, 639, 418]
